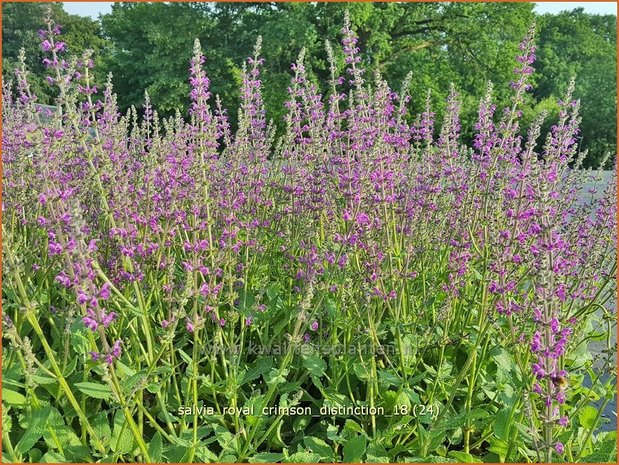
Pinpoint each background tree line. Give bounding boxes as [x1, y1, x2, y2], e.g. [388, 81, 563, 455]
[2, 1, 616, 167]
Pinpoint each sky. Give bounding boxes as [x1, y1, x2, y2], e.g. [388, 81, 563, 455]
[535, 1, 616, 14]
[63, 2, 112, 17]
[61, 2, 617, 19]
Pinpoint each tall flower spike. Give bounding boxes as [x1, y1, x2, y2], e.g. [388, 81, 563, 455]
[341, 11, 364, 88]
[189, 38, 212, 124]
[510, 22, 537, 102]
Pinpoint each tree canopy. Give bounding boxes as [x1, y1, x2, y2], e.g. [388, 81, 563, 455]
[2, 1, 107, 103]
[2, 1, 615, 167]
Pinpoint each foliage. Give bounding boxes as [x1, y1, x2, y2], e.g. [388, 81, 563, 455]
[534, 8, 617, 167]
[1, 11, 617, 465]
[2, 1, 108, 104]
[100, 2, 214, 115]
[5, 2, 612, 165]
[103, 2, 616, 166]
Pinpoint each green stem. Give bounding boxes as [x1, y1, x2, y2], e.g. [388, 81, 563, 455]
[26, 314, 106, 454]
[2, 431, 19, 462]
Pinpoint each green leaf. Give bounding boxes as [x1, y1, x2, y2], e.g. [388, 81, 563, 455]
[69, 320, 91, 356]
[488, 438, 509, 462]
[112, 410, 135, 454]
[15, 406, 52, 455]
[165, 444, 192, 463]
[265, 367, 289, 386]
[578, 405, 599, 429]
[237, 289, 256, 310]
[92, 412, 111, 444]
[63, 445, 93, 462]
[177, 349, 193, 365]
[343, 434, 366, 463]
[378, 370, 402, 387]
[381, 390, 399, 410]
[303, 436, 335, 461]
[437, 409, 489, 430]
[31, 373, 56, 385]
[40, 450, 66, 463]
[490, 347, 513, 376]
[74, 381, 113, 400]
[326, 424, 341, 442]
[448, 451, 483, 463]
[241, 357, 273, 385]
[343, 419, 364, 435]
[43, 419, 81, 450]
[284, 451, 321, 463]
[61, 356, 78, 377]
[195, 445, 218, 462]
[325, 298, 338, 319]
[353, 362, 371, 381]
[121, 372, 147, 395]
[302, 354, 327, 378]
[410, 455, 458, 463]
[244, 395, 266, 427]
[422, 360, 453, 380]
[220, 455, 238, 462]
[366, 453, 390, 462]
[149, 432, 163, 462]
[567, 335, 593, 366]
[366, 441, 390, 463]
[146, 383, 160, 393]
[27, 447, 43, 463]
[2, 388, 27, 406]
[249, 452, 284, 463]
[266, 283, 281, 300]
[581, 436, 617, 462]
[2, 374, 26, 390]
[293, 414, 311, 433]
[212, 424, 236, 450]
[493, 408, 511, 440]
[115, 360, 137, 379]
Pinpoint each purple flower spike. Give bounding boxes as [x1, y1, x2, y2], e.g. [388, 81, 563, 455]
[101, 311, 117, 328]
[110, 340, 122, 359]
[82, 316, 98, 332]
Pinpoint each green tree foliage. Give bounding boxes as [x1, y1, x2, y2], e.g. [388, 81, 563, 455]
[2, 2, 107, 104]
[535, 9, 617, 167]
[100, 2, 215, 114]
[2, 2, 615, 165]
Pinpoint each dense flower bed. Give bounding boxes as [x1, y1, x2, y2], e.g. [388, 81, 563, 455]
[2, 12, 616, 463]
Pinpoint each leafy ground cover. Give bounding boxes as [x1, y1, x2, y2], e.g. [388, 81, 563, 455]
[1, 12, 617, 464]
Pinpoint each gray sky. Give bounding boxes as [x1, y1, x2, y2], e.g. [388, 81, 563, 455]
[62, 2, 617, 19]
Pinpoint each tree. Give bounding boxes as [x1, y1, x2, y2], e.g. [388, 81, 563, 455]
[2, 2, 108, 104]
[4, 2, 614, 166]
[100, 2, 215, 115]
[535, 9, 617, 167]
